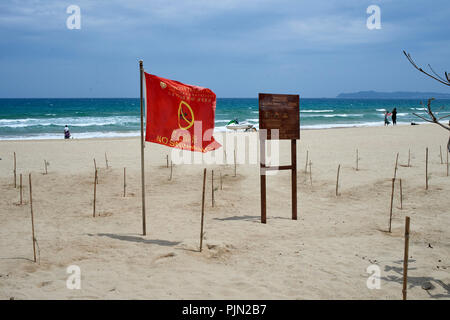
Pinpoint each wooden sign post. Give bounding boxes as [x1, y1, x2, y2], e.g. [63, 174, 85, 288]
[259, 93, 300, 224]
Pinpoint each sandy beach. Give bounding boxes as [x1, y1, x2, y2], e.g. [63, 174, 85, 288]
[0, 124, 449, 300]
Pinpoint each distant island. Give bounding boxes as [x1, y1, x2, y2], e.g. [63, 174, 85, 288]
[336, 91, 450, 99]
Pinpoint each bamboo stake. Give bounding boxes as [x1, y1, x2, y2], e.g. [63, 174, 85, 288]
[402, 216, 411, 300]
[123, 167, 126, 197]
[389, 178, 395, 233]
[408, 149, 411, 167]
[105, 152, 109, 169]
[425, 147, 428, 190]
[29, 174, 36, 263]
[309, 160, 312, 186]
[305, 150, 309, 173]
[447, 149, 449, 177]
[44, 160, 48, 175]
[394, 152, 399, 180]
[166, 155, 169, 168]
[439, 146, 443, 164]
[211, 170, 214, 207]
[20, 174, 23, 205]
[234, 149, 237, 177]
[336, 164, 341, 196]
[220, 171, 223, 190]
[399, 178, 403, 210]
[93, 169, 98, 217]
[200, 168, 206, 252]
[94, 158, 98, 184]
[356, 149, 359, 171]
[169, 161, 173, 181]
[13, 152, 16, 188]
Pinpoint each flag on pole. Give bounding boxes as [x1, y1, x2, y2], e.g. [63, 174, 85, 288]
[144, 73, 221, 152]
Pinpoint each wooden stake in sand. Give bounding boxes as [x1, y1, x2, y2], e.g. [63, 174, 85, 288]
[166, 155, 169, 168]
[309, 160, 312, 186]
[93, 169, 98, 217]
[29, 174, 36, 263]
[402, 216, 411, 300]
[139, 60, 147, 236]
[389, 178, 395, 233]
[356, 149, 359, 171]
[440, 146, 443, 164]
[305, 150, 309, 173]
[20, 174, 23, 205]
[393, 152, 399, 180]
[44, 160, 48, 175]
[199, 168, 206, 252]
[169, 161, 173, 181]
[399, 179, 403, 210]
[13, 152, 16, 188]
[211, 170, 214, 207]
[93, 159, 98, 184]
[234, 149, 237, 177]
[220, 171, 223, 190]
[447, 149, 449, 177]
[425, 147, 428, 190]
[105, 152, 109, 169]
[336, 164, 341, 196]
[123, 167, 126, 197]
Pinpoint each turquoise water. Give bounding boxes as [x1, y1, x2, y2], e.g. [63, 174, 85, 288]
[0, 98, 449, 140]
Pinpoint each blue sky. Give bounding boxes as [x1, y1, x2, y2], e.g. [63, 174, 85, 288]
[0, 0, 449, 98]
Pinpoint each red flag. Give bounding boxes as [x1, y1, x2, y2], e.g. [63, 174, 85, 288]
[144, 73, 221, 152]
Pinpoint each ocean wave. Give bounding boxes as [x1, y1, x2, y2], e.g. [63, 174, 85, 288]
[0, 131, 140, 140]
[0, 116, 140, 128]
[302, 113, 363, 118]
[376, 109, 386, 112]
[301, 109, 333, 113]
[301, 121, 426, 130]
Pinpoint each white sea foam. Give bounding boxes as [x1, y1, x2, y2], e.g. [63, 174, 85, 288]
[302, 114, 363, 118]
[0, 116, 139, 128]
[0, 131, 140, 141]
[301, 109, 333, 113]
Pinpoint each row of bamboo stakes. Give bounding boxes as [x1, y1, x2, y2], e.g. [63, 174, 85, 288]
[8, 144, 447, 298]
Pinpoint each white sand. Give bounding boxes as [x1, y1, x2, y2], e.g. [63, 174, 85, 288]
[0, 124, 449, 299]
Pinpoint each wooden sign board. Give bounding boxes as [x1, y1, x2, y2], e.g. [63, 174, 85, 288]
[259, 93, 300, 140]
[259, 93, 300, 224]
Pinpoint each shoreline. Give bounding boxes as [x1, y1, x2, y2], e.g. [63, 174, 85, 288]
[0, 121, 429, 142]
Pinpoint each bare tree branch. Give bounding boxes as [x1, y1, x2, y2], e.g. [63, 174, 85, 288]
[428, 64, 448, 82]
[403, 51, 450, 86]
[403, 51, 450, 152]
[438, 114, 450, 121]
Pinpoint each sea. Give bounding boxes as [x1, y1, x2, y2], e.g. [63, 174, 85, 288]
[1, 98, 449, 140]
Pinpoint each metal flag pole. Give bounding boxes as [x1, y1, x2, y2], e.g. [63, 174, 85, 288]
[139, 60, 147, 235]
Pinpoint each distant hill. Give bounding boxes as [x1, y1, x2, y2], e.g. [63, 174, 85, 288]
[336, 91, 450, 99]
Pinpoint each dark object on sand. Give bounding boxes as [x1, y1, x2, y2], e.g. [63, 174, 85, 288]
[421, 282, 433, 290]
[411, 122, 419, 125]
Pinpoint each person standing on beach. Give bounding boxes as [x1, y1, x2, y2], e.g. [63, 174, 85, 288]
[384, 111, 391, 126]
[64, 125, 71, 139]
[391, 108, 397, 125]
